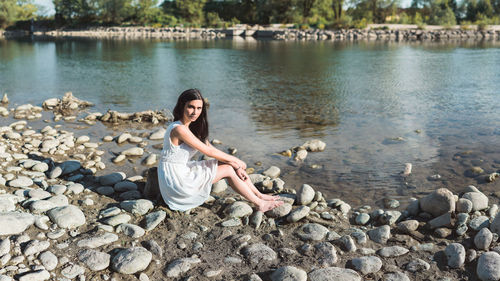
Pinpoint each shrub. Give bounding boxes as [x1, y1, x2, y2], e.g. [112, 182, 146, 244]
[300, 24, 310, 30]
[353, 18, 368, 29]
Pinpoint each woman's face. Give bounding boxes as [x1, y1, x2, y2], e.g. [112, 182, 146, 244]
[183, 99, 203, 122]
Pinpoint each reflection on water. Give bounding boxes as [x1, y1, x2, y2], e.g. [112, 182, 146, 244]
[1, 37, 499, 206]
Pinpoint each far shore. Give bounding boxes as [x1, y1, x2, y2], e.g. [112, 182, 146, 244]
[1, 23, 500, 41]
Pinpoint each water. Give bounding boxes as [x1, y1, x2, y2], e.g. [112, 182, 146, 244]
[1, 37, 499, 206]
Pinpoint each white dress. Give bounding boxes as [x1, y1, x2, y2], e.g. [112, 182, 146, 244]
[157, 121, 218, 211]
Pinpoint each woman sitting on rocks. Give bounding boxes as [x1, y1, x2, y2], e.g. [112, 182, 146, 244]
[158, 89, 283, 212]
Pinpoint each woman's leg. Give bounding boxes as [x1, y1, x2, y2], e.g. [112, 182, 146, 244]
[242, 177, 280, 201]
[213, 164, 282, 212]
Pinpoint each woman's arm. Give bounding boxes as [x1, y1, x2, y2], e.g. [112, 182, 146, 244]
[172, 125, 246, 169]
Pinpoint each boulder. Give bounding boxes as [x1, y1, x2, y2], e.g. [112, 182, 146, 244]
[419, 188, 455, 217]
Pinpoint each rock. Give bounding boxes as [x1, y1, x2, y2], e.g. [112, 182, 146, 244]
[445, 243, 466, 268]
[250, 211, 263, 229]
[100, 172, 126, 186]
[0, 212, 35, 235]
[315, 242, 338, 266]
[297, 184, 315, 205]
[120, 199, 154, 216]
[111, 247, 152, 274]
[469, 216, 490, 231]
[78, 249, 110, 271]
[211, 180, 228, 194]
[102, 213, 131, 226]
[116, 223, 145, 238]
[463, 192, 489, 211]
[144, 154, 157, 165]
[377, 246, 409, 258]
[142, 240, 163, 258]
[0, 239, 10, 256]
[397, 220, 419, 233]
[265, 203, 292, 218]
[47, 205, 85, 229]
[302, 139, 326, 152]
[355, 213, 370, 225]
[380, 210, 401, 225]
[119, 190, 142, 200]
[61, 263, 85, 279]
[475, 228, 493, 250]
[113, 155, 126, 163]
[122, 147, 144, 156]
[8, 176, 33, 188]
[48, 166, 62, 179]
[68, 183, 84, 194]
[30, 200, 57, 214]
[39, 251, 58, 271]
[295, 223, 329, 241]
[405, 258, 430, 272]
[338, 235, 356, 252]
[350, 256, 382, 274]
[242, 243, 277, 264]
[32, 162, 49, 172]
[96, 186, 114, 196]
[308, 267, 361, 281]
[419, 188, 455, 217]
[117, 133, 132, 144]
[383, 272, 411, 281]
[60, 160, 81, 175]
[18, 270, 50, 281]
[77, 233, 118, 248]
[114, 181, 138, 192]
[429, 212, 453, 229]
[492, 214, 500, 234]
[477, 251, 500, 281]
[0, 199, 15, 212]
[221, 218, 241, 227]
[164, 257, 201, 278]
[149, 128, 166, 140]
[367, 225, 391, 244]
[141, 211, 166, 231]
[23, 240, 50, 256]
[225, 201, 253, 218]
[263, 166, 280, 179]
[287, 206, 310, 223]
[457, 198, 474, 213]
[270, 266, 307, 281]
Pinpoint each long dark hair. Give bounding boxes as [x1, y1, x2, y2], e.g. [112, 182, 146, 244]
[173, 89, 209, 143]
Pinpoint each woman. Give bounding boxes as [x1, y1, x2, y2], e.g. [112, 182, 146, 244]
[158, 89, 283, 212]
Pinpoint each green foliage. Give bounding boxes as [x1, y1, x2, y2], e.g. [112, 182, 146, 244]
[0, 0, 37, 28]
[353, 17, 368, 28]
[327, 14, 352, 29]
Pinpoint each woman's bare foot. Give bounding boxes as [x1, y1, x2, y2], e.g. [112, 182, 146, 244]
[259, 193, 280, 201]
[256, 199, 284, 212]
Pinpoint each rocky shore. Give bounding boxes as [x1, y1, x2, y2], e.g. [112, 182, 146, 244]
[2, 25, 500, 41]
[1, 93, 500, 281]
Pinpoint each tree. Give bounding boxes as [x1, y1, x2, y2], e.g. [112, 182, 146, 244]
[99, 0, 133, 23]
[0, 0, 37, 28]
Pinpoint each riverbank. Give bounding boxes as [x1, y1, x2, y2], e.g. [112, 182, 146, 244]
[2, 24, 500, 41]
[1, 93, 500, 280]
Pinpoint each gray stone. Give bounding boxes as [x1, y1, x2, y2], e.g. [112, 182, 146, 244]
[211, 180, 228, 194]
[265, 203, 292, 218]
[23, 240, 50, 256]
[30, 200, 57, 214]
[78, 249, 110, 271]
[119, 190, 142, 200]
[32, 162, 49, 172]
[308, 267, 361, 281]
[383, 272, 411, 281]
[0, 199, 15, 212]
[379, 210, 401, 225]
[377, 246, 409, 258]
[48, 167, 62, 179]
[77, 233, 118, 248]
[99, 207, 121, 218]
[463, 192, 489, 211]
[445, 243, 465, 268]
[397, 220, 419, 233]
[296, 184, 315, 205]
[477, 251, 500, 281]
[355, 213, 370, 225]
[338, 235, 356, 252]
[116, 224, 145, 238]
[367, 225, 391, 244]
[18, 270, 50, 281]
[111, 247, 152, 274]
[141, 211, 166, 231]
[149, 128, 166, 140]
[405, 259, 430, 272]
[475, 228, 493, 250]
[270, 266, 307, 281]
[429, 212, 453, 229]
[225, 201, 253, 218]
[295, 223, 329, 241]
[221, 218, 241, 227]
[164, 257, 201, 278]
[242, 243, 277, 264]
[469, 216, 490, 231]
[99, 172, 126, 186]
[263, 166, 280, 179]
[61, 263, 85, 279]
[39, 251, 58, 271]
[250, 211, 263, 229]
[28, 189, 51, 200]
[350, 256, 382, 275]
[47, 185, 67, 195]
[419, 188, 455, 217]
[8, 176, 33, 188]
[102, 213, 131, 226]
[287, 206, 310, 223]
[114, 181, 138, 192]
[0, 211, 35, 235]
[120, 199, 154, 216]
[46, 194, 68, 207]
[0, 239, 10, 256]
[314, 242, 337, 266]
[406, 198, 420, 216]
[143, 240, 163, 258]
[491, 213, 500, 234]
[47, 205, 86, 229]
[67, 183, 84, 194]
[96, 186, 114, 196]
[60, 160, 81, 175]
[457, 198, 473, 213]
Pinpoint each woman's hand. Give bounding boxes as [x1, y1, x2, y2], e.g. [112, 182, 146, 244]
[236, 168, 249, 181]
